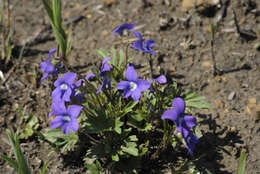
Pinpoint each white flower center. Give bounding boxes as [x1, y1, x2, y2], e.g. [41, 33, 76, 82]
[60, 83, 68, 90]
[130, 82, 137, 91]
[63, 115, 71, 122]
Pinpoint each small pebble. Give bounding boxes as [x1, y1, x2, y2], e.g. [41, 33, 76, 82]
[228, 91, 236, 100]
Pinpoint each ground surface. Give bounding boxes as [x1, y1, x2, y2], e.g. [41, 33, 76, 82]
[0, 0, 260, 173]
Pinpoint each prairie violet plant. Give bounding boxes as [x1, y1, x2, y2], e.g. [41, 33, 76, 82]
[39, 15, 211, 172]
[49, 102, 82, 134]
[112, 22, 135, 36]
[161, 97, 198, 154]
[117, 64, 150, 101]
[40, 48, 57, 82]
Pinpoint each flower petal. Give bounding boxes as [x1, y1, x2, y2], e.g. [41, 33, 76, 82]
[85, 73, 95, 80]
[155, 75, 167, 84]
[172, 97, 186, 115]
[67, 105, 83, 118]
[125, 65, 137, 81]
[184, 115, 197, 128]
[62, 72, 77, 85]
[184, 133, 198, 155]
[54, 75, 62, 87]
[47, 48, 56, 60]
[52, 87, 62, 101]
[61, 123, 70, 134]
[101, 57, 112, 73]
[62, 87, 72, 102]
[144, 39, 155, 48]
[131, 90, 141, 101]
[40, 73, 49, 82]
[133, 31, 142, 40]
[123, 89, 132, 98]
[50, 116, 64, 129]
[136, 79, 150, 92]
[49, 101, 66, 117]
[117, 81, 130, 90]
[69, 119, 79, 131]
[161, 109, 178, 121]
[74, 79, 82, 88]
[112, 23, 135, 36]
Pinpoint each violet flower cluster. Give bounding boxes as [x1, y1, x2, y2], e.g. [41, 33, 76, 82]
[40, 22, 167, 135]
[161, 97, 198, 155]
[40, 50, 83, 134]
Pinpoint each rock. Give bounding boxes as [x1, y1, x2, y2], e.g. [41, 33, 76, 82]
[249, 98, 257, 104]
[228, 91, 236, 100]
[254, 104, 260, 122]
[202, 61, 212, 68]
[182, 0, 220, 12]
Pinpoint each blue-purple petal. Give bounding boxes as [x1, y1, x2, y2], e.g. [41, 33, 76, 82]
[67, 105, 83, 118]
[184, 115, 197, 128]
[85, 73, 95, 80]
[184, 133, 198, 155]
[172, 97, 186, 115]
[112, 23, 135, 36]
[131, 90, 141, 101]
[62, 87, 72, 101]
[101, 57, 112, 73]
[52, 87, 62, 101]
[125, 65, 138, 81]
[136, 79, 150, 92]
[69, 119, 79, 131]
[161, 109, 179, 121]
[50, 116, 64, 129]
[62, 72, 77, 85]
[50, 101, 66, 117]
[47, 48, 56, 60]
[117, 81, 130, 90]
[155, 75, 167, 84]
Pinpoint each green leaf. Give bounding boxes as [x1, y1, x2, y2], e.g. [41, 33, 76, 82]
[128, 135, 138, 142]
[118, 49, 124, 67]
[111, 47, 117, 66]
[237, 151, 246, 174]
[194, 126, 203, 139]
[40, 161, 48, 174]
[84, 115, 113, 134]
[184, 91, 211, 109]
[114, 118, 124, 134]
[122, 142, 139, 156]
[0, 154, 18, 170]
[96, 49, 108, 59]
[85, 163, 100, 174]
[6, 129, 31, 174]
[112, 154, 119, 162]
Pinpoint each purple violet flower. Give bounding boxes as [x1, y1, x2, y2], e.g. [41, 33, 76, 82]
[117, 64, 150, 101]
[161, 97, 198, 154]
[52, 72, 77, 102]
[40, 48, 57, 82]
[112, 22, 135, 36]
[97, 58, 112, 94]
[132, 31, 156, 56]
[49, 102, 82, 134]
